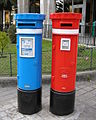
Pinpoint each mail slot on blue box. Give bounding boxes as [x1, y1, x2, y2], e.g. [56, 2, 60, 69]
[14, 13, 45, 115]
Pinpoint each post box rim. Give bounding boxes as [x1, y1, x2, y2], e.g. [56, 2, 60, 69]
[50, 12, 82, 20]
[14, 13, 45, 20]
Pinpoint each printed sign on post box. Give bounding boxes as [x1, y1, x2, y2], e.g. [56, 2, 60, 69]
[20, 37, 35, 57]
[60, 38, 71, 51]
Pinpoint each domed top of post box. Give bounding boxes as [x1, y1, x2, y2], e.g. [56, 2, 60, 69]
[50, 12, 82, 20]
[14, 13, 45, 20]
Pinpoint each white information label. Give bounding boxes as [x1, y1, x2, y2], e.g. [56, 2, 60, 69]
[20, 37, 35, 57]
[60, 38, 71, 51]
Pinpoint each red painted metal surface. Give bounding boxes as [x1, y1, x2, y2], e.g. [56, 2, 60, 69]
[50, 13, 82, 92]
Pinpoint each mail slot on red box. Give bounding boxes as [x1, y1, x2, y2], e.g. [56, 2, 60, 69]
[50, 13, 82, 116]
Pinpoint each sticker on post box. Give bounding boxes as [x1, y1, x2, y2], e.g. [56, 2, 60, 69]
[60, 38, 71, 51]
[20, 37, 35, 57]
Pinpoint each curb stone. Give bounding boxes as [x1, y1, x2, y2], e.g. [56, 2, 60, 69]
[76, 70, 96, 81]
[0, 70, 96, 87]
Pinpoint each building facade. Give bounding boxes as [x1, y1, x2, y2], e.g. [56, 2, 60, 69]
[16, 0, 96, 37]
[40, 0, 95, 36]
[0, 1, 16, 31]
[0, 0, 95, 35]
[39, 0, 96, 37]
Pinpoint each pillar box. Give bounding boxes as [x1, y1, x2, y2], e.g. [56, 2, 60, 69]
[50, 13, 82, 115]
[14, 13, 45, 115]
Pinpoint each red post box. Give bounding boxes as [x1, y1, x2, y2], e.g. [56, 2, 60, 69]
[50, 13, 82, 115]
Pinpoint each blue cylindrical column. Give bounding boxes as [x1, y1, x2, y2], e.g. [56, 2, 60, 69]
[14, 14, 45, 115]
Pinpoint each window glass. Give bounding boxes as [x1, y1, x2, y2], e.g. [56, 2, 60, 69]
[74, 8, 82, 13]
[56, 0, 72, 12]
[56, 0, 63, 12]
[64, 0, 72, 12]
[74, 0, 83, 5]
[29, 0, 40, 13]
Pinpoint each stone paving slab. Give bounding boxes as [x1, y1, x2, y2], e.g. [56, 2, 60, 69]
[0, 81, 96, 120]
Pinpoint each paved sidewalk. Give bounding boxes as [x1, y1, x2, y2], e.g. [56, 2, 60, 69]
[0, 81, 96, 120]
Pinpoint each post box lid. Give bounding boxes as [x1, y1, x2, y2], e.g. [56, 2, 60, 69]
[14, 13, 45, 20]
[50, 12, 82, 20]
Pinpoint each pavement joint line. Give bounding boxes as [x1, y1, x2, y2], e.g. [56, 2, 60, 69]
[0, 90, 16, 97]
[84, 102, 96, 110]
[76, 89, 94, 97]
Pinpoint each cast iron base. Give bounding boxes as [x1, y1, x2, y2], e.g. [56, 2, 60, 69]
[18, 88, 42, 115]
[50, 89, 75, 116]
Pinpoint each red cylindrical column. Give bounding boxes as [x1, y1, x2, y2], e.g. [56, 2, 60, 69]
[50, 13, 82, 115]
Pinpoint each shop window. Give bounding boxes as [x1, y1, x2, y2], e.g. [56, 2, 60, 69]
[74, 0, 83, 5]
[29, 0, 40, 13]
[5, 11, 10, 23]
[64, 0, 72, 12]
[56, 0, 84, 12]
[5, 11, 10, 29]
[56, 0, 72, 12]
[56, 0, 63, 12]
[74, 8, 82, 13]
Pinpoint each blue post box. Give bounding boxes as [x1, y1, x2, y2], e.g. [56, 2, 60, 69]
[14, 13, 45, 115]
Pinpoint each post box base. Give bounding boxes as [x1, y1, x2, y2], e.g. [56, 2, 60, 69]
[18, 88, 42, 115]
[50, 89, 75, 116]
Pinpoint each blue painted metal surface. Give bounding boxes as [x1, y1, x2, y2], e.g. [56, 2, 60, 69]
[15, 14, 45, 90]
